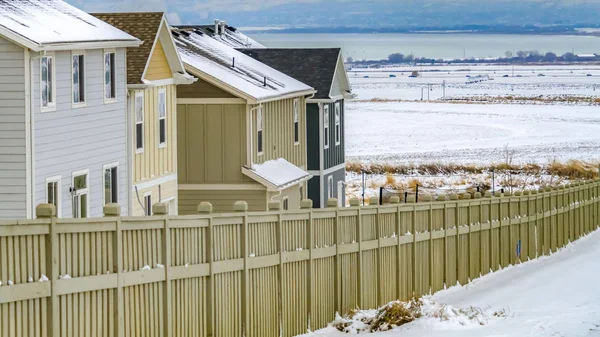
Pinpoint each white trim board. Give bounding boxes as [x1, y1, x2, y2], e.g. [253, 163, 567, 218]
[177, 98, 246, 105]
[134, 173, 177, 191]
[308, 164, 346, 178]
[178, 183, 266, 191]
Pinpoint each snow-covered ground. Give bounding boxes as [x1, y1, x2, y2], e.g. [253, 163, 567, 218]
[299, 229, 600, 337]
[346, 64, 600, 165]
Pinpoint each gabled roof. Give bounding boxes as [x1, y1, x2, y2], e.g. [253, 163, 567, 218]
[240, 48, 351, 100]
[177, 24, 265, 49]
[92, 12, 191, 85]
[172, 28, 314, 103]
[0, 0, 140, 51]
[243, 159, 311, 191]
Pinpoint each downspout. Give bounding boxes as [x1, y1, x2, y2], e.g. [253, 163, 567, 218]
[248, 104, 262, 166]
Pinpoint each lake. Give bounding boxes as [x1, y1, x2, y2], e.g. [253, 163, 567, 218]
[249, 33, 600, 60]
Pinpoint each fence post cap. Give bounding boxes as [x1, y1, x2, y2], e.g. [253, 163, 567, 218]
[545, 187, 553, 192]
[233, 201, 248, 212]
[326, 198, 338, 208]
[369, 196, 379, 206]
[349, 198, 361, 206]
[406, 195, 416, 203]
[473, 192, 482, 199]
[484, 191, 492, 198]
[513, 191, 522, 197]
[300, 199, 313, 209]
[152, 203, 169, 215]
[36, 203, 56, 218]
[504, 192, 513, 197]
[449, 194, 458, 201]
[103, 203, 121, 217]
[494, 193, 503, 198]
[462, 193, 471, 200]
[530, 190, 537, 195]
[523, 190, 530, 195]
[436, 195, 446, 201]
[421, 195, 432, 202]
[559, 185, 565, 190]
[197, 202, 213, 214]
[268, 201, 281, 211]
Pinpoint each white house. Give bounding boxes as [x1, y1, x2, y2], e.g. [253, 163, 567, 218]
[0, 0, 141, 218]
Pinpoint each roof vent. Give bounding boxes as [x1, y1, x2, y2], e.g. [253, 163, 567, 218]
[214, 19, 220, 36]
[263, 76, 267, 86]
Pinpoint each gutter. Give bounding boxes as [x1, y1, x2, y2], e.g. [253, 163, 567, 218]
[254, 89, 316, 104]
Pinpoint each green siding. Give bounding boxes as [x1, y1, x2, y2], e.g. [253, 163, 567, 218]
[178, 189, 267, 214]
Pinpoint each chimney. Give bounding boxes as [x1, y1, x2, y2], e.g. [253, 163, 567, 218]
[214, 19, 220, 36]
[220, 21, 227, 36]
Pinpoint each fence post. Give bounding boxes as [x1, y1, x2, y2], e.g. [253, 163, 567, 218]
[104, 203, 124, 337]
[234, 201, 250, 337]
[152, 203, 172, 337]
[327, 198, 342, 314]
[38, 204, 58, 337]
[302, 199, 313, 331]
[393, 197, 403, 300]
[271, 200, 284, 336]
[198, 202, 214, 336]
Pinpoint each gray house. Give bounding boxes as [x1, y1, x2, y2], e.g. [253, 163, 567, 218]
[240, 48, 352, 207]
[0, 0, 141, 218]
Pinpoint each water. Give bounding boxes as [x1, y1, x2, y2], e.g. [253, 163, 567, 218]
[250, 33, 600, 60]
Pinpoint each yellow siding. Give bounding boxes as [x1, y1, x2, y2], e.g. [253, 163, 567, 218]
[252, 97, 307, 169]
[177, 77, 237, 99]
[145, 40, 172, 81]
[177, 103, 251, 184]
[178, 188, 267, 214]
[133, 179, 178, 216]
[133, 84, 177, 184]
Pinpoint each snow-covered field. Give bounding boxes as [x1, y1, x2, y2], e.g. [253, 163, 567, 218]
[299, 229, 600, 337]
[346, 64, 600, 165]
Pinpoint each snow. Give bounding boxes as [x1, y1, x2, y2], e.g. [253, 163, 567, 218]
[0, 0, 139, 48]
[140, 265, 151, 271]
[155, 264, 165, 269]
[212, 27, 265, 49]
[244, 158, 311, 190]
[173, 29, 313, 102]
[38, 275, 49, 282]
[60, 274, 71, 280]
[299, 229, 600, 337]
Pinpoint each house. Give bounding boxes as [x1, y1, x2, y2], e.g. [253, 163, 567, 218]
[177, 20, 265, 49]
[171, 27, 315, 213]
[92, 12, 196, 216]
[240, 48, 352, 208]
[0, 0, 141, 219]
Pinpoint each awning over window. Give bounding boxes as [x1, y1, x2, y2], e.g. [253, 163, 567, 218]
[242, 159, 311, 191]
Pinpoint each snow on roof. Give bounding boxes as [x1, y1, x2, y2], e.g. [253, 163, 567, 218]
[0, 0, 140, 50]
[172, 28, 314, 102]
[243, 159, 311, 191]
[177, 24, 265, 49]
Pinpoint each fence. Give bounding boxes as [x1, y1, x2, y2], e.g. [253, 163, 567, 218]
[1, 180, 599, 337]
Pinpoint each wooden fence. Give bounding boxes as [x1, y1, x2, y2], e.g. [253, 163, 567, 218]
[1, 181, 599, 337]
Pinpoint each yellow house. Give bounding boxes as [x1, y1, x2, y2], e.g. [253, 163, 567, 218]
[93, 13, 196, 215]
[172, 27, 316, 213]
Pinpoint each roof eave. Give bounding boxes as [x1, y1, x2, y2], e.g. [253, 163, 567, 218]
[255, 89, 317, 104]
[41, 40, 143, 51]
[183, 63, 256, 103]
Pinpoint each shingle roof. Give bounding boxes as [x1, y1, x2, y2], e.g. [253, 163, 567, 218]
[92, 12, 164, 84]
[172, 28, 314, 102]
[0, 0, 139, 50]
[239, 48, 342, 99]
[176, 24, 265, 49]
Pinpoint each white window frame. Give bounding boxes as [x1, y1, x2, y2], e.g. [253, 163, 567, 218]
[143, 192, 152, 216]
[40, 53, 56, 112]
[102, 163, 119, 206]
[293, 99, 299, 145]
[327, 176, 333, 199]
[282, 196, 289, 211]
[158, 88, 167, 148]
[323, 105, 330, 149]
[71, 169, 90, 218]
[257, 106, 264, 156]
[103, 49, 117, 104]
[135, 92, 145, 154]
[335, 102, 341, 146]
[71, 51, 86, 108]
[163, 196, 177, 215]
[45, 176, 61, 218]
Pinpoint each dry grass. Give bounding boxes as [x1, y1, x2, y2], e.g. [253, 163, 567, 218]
[334, 297, 423, 333]
[408, 179, 421, 192]
[548, 160, 598, 180]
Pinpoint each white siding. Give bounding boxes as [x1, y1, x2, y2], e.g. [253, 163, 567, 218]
[0, 37, 26, 218]
[32, 48, 129, 217]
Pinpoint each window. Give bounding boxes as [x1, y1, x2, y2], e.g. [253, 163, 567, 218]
[323, 105, 329, 149]
[293, 99, 299, 144]
[144, 194, 152, 216]
[328, 176, 334, 200]
[46, 176, 60, 217]
[72, 171, 89, 218]
[283, 197, 289, 211]
[135, 92, 144, 152]
[103, 164, 118, 205]
[41, 56, 55, 109]
[257, 107, 263, 154]
[72, 53, 85, 104]
[335, 102, 341, 146]
[104, 51, 116, 101]
[158, 89, 167, 147]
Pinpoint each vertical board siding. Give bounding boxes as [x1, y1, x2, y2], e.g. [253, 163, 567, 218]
[0, 182, 599, 337]
[133, 84, 177, 184]
[33, 48, 129, 217]
[306, 103, 320, 171]
[0, 37, 26, 218]
[252, 97, 307, 169]
[323, 100, 345, 170]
